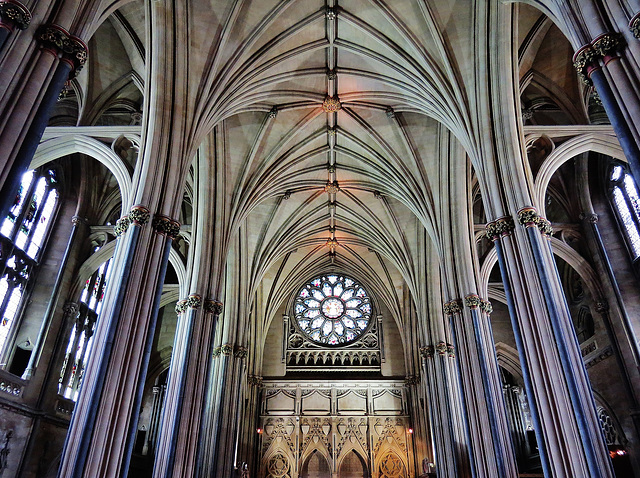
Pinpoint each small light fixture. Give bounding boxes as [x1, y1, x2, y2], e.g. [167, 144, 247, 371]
[408, 428, 413, 434]
[257, 428, 263, 434]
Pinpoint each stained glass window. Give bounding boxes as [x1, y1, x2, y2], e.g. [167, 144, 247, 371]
[0, 168, 59, 353]
[59, 253, 112, 401]
[609, 164, 640, 260]
[294, 274, 372, 345]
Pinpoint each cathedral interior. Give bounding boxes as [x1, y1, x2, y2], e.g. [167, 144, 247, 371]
[0, 1, 640, 477]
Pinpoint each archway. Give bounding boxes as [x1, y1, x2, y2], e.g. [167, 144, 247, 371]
[300, 449, 331, 478]
[338, 450, 368, 478]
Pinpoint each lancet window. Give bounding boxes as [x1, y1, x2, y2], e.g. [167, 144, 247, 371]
[609, 164, 640, 261]
[58, 254, 112, 400]
[0, 168, 59, 354]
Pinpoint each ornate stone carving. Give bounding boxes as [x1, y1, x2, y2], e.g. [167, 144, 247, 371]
[114, 215, 131, 237]
[175, 300, 188, 315]
[419, 345, 434, 359]
[322, 95, 341, 112]
[486, 216, 515, 240]
[37, 25, 88, 77]
[386, 106, 395, 118]
[186, 294, 202, 309]
[325, 180, 340, 194]
[0, 1, 31, 31]
[247, 374, 263, 387]
[212, 346, 221, 358]
[326, 7, 336, 20]
[327, 68, 337, 80]
[234, 345, 248, 359]
[435, 341, 447, 356]
[152, 215, 181, 239]
[517, 207, 539, 227]
[62, 301, 80, 318]
[129, 205, 150, 226]
[447, 343, 455, 358]
[537, 216, 553, 236]
[592, 32, 624, 58]
[221, 343, 233, 356]
[631, 12, 640, 39]
[443, 299, 461, 315]
[480, 299, 493, 315]
[204, 299, 223, 315]
[595, 300, 609, 314]
[464, 294, 481, 309]
[268, 105, 278, 118]
[573, 44, 598, 85]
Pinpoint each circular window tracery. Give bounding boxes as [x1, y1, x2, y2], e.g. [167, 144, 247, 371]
[294, 274, 372, 345]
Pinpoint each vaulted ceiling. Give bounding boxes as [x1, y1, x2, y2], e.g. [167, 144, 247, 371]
[63, 0, 583, 350]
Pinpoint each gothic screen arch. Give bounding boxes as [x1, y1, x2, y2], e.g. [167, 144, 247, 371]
[294, 274, 372, 345]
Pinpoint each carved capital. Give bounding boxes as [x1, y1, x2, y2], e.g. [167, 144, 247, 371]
[480, 299, 493, 315]
[486, 216, 515, 240]
[443, 299, 461, 315]
[631, 12, 640, 39]
[517, 207, 539, 227]
[0, 1, 31, 31]
[592, 32, 624, 58]
[234, 345, 248, 359]
[212, 346, 221, 358]
[37, 25, 88, 76]
[129, 205, 150, 227]
[175, 299, 188, 315]
[186, 294, 202, 309]
[114, 215, 131, 236]
[447, 343, 455, 358]
[537, 216, 553, 237]
[464, 294, 481, 309]
[204, 299, 223, 315]
[152, 215, 181, 239]
[573, 44, 598, 85]
[419, 345, 434, 359]
[435, 341, 448, 356]
[221, 343, 234, 356]
[248, 374, 263, 386]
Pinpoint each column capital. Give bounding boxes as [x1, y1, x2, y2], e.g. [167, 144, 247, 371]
[114, 205, 150, 236]
[62, 301, 80, 318]
[435, 341, 448, 356]
[419, 345, 434, 359]
[480, 299, 493, 315]
[592, 32, 625, 59]
[0, 0, 31, 31]
[631, 12, 640, 39]
[37, 25, 88, 77]
[152, 215, 180, 239]
[404, 375, 419, 386]
[204, 299, 223, 315]
[464, 294, 481, 309]
[486, 216, 515, 240]
[443, 299, 462, 315]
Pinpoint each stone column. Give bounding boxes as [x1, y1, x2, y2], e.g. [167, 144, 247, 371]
[152, 297, 222, 478]
[487, 212, 614, 478]
[445, 298, 517, 478]
[58, 208, 180, 478]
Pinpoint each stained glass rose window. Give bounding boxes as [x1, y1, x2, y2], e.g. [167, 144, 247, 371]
[294, 274, 372, 345]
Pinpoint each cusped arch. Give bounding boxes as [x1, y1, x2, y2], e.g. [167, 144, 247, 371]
[32, 134, 133, 212]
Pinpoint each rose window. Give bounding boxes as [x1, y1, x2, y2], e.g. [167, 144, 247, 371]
[294, 274, 372, 345]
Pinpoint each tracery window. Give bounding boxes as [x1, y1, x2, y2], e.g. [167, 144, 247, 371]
[0, 169, 59, 353]
[294, 274, 372, 345]
[58, 254, 112, 400]
[609, 164, 640, 260]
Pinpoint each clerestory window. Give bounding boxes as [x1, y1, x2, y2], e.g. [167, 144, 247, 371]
[0, 169, 59, 355]
[609, 164, 640, 262]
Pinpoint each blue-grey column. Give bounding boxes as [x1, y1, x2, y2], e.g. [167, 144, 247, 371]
[486, 218, 552, 477]
[517, 208, 614, 478]
[0, 25, 87, 222]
